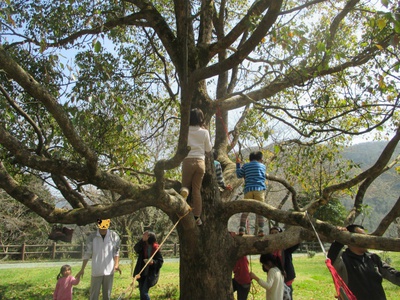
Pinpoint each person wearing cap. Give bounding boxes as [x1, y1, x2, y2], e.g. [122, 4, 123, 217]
[328, 224, 400, 300]
[76, 219, 121, 300]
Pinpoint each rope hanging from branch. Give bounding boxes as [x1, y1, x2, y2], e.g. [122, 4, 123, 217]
[117, 210, 191, 300]
[305, 212, 356, 300]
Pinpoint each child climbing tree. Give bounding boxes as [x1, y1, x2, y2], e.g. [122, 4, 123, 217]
[1, 1, 400, 299]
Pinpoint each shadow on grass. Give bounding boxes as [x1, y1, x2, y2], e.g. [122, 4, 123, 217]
[0, 283, 89, 300]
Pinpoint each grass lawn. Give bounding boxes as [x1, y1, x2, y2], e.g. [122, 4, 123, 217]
[0, 252, 399, 299]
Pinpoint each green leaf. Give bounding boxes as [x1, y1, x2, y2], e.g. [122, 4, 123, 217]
[94, 41, 102, 53]
[380, 0, 389, 8]
[316, 41, 326, 52]
[274, 145, 280, 154]
[377, 18, 387, 30]
[395, 166, 400, 174]
[395, 22, 400, 33]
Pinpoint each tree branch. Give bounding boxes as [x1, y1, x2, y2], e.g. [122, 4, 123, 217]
[222, 200, 400, 252]
[0, 84, 44, 155]
[51, 175, 87, 209]
[324, 125, 400, 196]
[192, 0, 283, 82]
[219, 33, 395, 112]
[208, 0, 273, 57]
[324, 0, 361, 56]
[372, 195, 400, 236]
[0, 46, 99, 174]
[266, 174, 299, 211]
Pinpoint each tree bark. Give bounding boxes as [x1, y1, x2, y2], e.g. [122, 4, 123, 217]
[178, 218, 236, 300]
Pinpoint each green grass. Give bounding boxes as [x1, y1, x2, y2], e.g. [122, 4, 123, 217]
[0, 252, 399, 299]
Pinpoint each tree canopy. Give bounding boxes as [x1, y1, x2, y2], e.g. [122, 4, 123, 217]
[1, 0, 400, 298]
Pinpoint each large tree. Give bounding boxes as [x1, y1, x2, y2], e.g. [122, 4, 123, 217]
[1, 0, 400, 298]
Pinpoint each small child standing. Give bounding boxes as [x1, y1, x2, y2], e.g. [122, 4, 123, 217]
[250, 254, 285, 300]
[53, 264, 80, 300]
[236, 151, 267, 236]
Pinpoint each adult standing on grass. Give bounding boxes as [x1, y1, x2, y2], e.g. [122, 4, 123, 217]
[180, 108, 213, 226]
[328, 224, 400, 300]
[76, 219, 121, 300]
[133, 231, 164, 300]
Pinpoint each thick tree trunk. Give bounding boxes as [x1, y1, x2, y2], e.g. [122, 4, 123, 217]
[178, 218, 236, 300]
[178, 166, 238, 299]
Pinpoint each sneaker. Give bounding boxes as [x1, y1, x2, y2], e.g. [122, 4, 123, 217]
[180, 187, 189, 199]
[238, 227, 245, 236]
[195, 217, 203, 226]
[257, 230, 264, 237]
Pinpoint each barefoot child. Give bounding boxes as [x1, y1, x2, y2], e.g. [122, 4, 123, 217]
[53, 264, 80, 300]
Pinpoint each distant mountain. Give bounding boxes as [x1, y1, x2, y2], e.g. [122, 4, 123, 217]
[343, 141, 400, 168]
[341, 141, 399, 235]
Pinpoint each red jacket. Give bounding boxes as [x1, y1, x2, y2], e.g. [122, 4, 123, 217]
[233, 256, 251, 285]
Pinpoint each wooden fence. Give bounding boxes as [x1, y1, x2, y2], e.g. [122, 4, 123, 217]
[0, 241, 324, 262]
[0, 242, 179, 261]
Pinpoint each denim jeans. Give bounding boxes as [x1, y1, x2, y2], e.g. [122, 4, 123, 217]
[139, 276, 150, 300]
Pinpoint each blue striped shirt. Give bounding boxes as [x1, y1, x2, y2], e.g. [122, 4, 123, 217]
[236, 161, 267, 193]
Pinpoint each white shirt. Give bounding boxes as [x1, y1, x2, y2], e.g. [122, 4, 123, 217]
[257, 267, 284, 300]
[83, 230, 120, 277]
[186, 126, 212, 159]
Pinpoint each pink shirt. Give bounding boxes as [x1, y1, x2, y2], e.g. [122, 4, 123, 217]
[53, 275, 80, 300]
